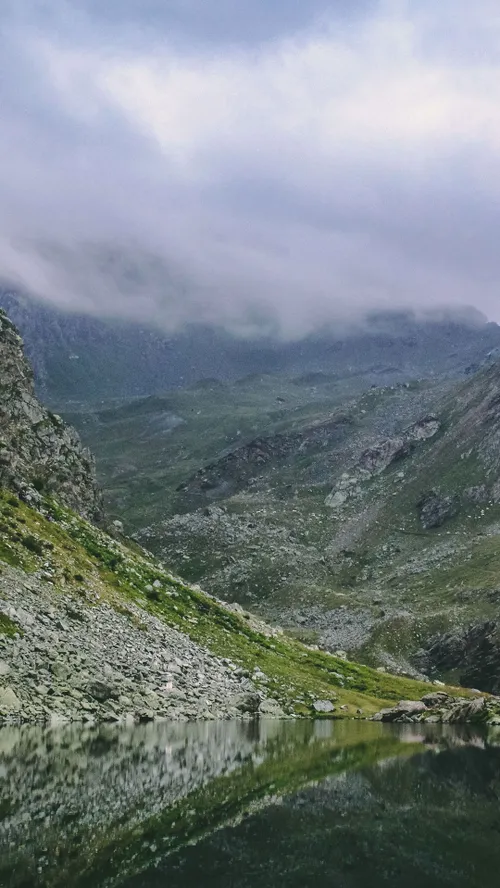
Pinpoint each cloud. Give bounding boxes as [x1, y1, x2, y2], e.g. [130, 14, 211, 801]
[1, 0, 500, 337]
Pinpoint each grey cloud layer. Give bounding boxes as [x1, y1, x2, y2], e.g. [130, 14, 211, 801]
[1, 0, 500, 336]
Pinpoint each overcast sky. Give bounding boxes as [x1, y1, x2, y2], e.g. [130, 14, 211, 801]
[1, 0, 500, 337]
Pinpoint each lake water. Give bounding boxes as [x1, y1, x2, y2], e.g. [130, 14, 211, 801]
[1, 719, 500, 887]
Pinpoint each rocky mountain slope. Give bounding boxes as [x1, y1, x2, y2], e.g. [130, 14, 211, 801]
[2, 487, 466, 726]
[1, 306, 499, 721]
[2, 308, 476, 726]
[0, 309, 101, 521]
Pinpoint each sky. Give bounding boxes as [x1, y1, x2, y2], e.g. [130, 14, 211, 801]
[1, 0, 500, 337]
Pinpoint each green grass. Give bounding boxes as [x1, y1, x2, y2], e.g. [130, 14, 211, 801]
[64, 373, 399, 530]
[55, 362, 500, 676]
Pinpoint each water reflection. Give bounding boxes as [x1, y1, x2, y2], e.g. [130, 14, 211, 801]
[1, 720, 500, 887]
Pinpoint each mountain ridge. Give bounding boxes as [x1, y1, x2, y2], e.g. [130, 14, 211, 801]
[3, 288, 500, 404]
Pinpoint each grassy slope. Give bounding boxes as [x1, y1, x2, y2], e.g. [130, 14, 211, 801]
[329, 365, 500, 663]
[0, 488, 461, 718]
[64, 376, 451, 621]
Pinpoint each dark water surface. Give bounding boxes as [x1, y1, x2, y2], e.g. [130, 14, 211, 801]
[1, 719, 500, 887]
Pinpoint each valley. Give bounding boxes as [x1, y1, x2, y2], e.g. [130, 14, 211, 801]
[61, 338, 500, 688]
[2, 297, 500, 725]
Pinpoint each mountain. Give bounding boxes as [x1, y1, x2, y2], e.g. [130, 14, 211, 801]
[2, 288, 500, 404]
[0, 309, 101, 520]
[67, 351, 500, 692]
[3, 307, 474, 726]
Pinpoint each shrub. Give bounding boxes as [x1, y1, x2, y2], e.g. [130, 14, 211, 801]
[145, 587, 161, 601]
[21, 534, 44, 556]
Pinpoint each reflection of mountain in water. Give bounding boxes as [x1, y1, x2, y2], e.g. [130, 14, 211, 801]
[159, 729, 500, 888]
[1, 721, 500, 888]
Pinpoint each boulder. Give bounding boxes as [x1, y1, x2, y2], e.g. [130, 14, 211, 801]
[372, 699, 427, 722]
[258, 698, 286, 717]
[88, 680, 120, 703]
[446, 696, 487, 723]
[231, 692, 261, 714]
[313, 700, 336, 713]
[0, 687, 21, 711]
[421, 692, 451, 707]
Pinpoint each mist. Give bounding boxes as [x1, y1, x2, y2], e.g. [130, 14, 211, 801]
[1, 0, 500, 338]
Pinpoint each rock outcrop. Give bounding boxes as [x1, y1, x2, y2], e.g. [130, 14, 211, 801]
[417, 488, 460, 529]
[325, 415, 441, 509]
[177, 413, 353, 502]
[416, 621, 500, 695]
[0, 310, 101, 520]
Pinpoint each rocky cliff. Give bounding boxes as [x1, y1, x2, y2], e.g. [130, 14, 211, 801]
[0, 310, 101, 521]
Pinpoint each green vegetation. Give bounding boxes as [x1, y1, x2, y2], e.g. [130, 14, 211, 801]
[65, 373, 408, 530]
[0, 611, 21, 637]
[0, 487, 462, 716]
[58, 362, 500, 671]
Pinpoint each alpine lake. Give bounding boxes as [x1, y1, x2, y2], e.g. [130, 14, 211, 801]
[1, 719, 500, 887]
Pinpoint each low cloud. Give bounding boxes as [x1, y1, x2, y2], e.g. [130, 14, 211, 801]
[1, 0, 500, 337]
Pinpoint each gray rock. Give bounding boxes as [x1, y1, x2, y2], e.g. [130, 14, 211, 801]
[447, 696, 486, 723]
[88, 680, 119, 703]
[258, 698, 286, 717]
[313, 700, 336, 713]
[231, 693, 261, 714]
[0, 686, 21, 711]
[373, 699, 427, 722]
[421, 692, 451, 707]
[0, 309, 102, 520]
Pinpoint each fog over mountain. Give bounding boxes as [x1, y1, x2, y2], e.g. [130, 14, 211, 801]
[1, 1, 500, 337]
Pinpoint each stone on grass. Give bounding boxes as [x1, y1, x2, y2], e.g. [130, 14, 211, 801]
[313, 700, 336, 713]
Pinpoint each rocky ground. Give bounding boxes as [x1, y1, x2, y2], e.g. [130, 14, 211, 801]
[1, 306, 499, 727]
[0, 561, 286, 724]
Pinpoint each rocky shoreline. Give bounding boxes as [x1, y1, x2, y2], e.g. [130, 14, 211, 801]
[0, 562, 286, 726]
[372, 691, 500, 725]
